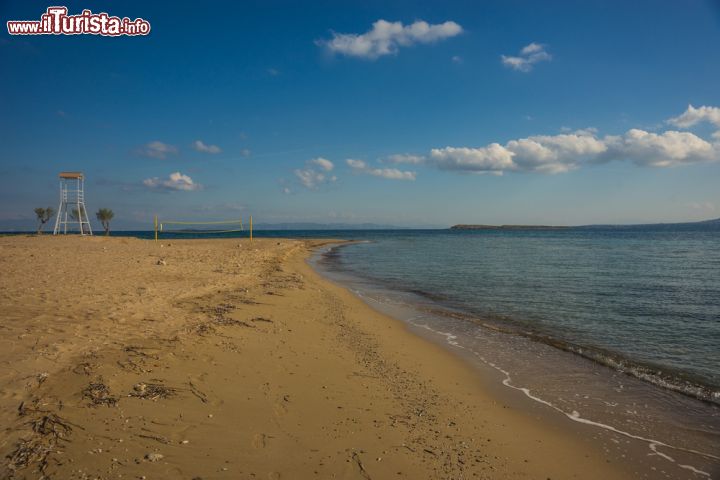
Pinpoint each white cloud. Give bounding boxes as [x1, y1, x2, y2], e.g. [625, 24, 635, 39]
[501, 42, 552, 72]
[603, 129, 715, 167]
[294, 158, 337, 190]
[317, 19, 462, 60]
[346, 159, 367, 169]
[573, 127, 598, 136]
[430, 144, 513, 174]
[143, 172, 202, 191]
[192, 140, 221, 154]
[309, 157, 334, 171]
[139, 141, 178, 159]
[451, 55, 463, 64]
[420, 109, 720, 175]
[295, 169, 328, 189]
[521, 43, 543, 55]
[429, 132, 605, 174]
[507, 132, 607, 173]
[347, 159, 416, 180]
[667, 105, 720, 128]
[385, 153, 426, 164]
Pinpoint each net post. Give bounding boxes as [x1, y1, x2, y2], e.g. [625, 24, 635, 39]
[250, 215, 253, 242]
[154, 215, 158, 242]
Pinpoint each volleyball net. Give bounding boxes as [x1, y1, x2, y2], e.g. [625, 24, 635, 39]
[154, 216, 253, 240]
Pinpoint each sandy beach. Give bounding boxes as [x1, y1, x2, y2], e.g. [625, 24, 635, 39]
[0, 235, 635, 479]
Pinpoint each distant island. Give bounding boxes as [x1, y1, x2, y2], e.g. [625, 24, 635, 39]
[450, 224, 571, 230]
[451, 217, 720, 230]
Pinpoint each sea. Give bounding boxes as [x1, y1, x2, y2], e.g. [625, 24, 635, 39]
[27, 224, 720, 477]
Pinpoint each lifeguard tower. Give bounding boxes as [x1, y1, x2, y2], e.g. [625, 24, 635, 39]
[53, 172, 93, 235]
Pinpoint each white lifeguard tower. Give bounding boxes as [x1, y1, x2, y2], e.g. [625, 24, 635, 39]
[53, 171, 93, 235]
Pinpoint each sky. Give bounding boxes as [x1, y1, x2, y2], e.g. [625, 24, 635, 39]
[1, 0, 720, 229]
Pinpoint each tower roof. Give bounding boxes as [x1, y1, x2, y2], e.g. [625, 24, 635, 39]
[59, 171, 84, 179]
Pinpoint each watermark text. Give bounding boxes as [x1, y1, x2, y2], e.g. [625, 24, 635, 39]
[7, 6, 151, 36]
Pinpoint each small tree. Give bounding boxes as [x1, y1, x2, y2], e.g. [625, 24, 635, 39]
[96, 208, 114, 236]
[34, 207, 55, 234]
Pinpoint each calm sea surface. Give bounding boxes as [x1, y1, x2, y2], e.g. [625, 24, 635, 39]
[324, 226, 720, 399]
[306, 225, 720, 479]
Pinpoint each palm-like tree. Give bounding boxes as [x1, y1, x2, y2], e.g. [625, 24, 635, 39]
[34, 207, 55, 234]
[96, 208, 114, 236]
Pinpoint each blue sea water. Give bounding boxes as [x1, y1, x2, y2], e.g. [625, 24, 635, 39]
[321, 225, 720, 402]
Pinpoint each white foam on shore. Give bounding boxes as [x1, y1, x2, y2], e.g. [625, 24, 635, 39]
[407, 319, 719, 479]
[321, 269, 719, 478]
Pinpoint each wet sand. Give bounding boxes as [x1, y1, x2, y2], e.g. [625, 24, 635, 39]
[0, 235, 634, 479]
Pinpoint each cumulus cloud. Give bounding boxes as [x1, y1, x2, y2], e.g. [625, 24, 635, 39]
[501, 42, 552, 72]
[416, 108, 720, 175]
[317, 19, 462, 60]
[309, 157, 334, 171]
[143, 172, 202, 191]
[347, 159, 417, 180]
[294, 169, 337, 189]
[430, 145, 514, 174]
[603, 129, 715, 167]
[138, 141, 178, 159]
[294, 158, 337, 190]
[385, 153, 426, 164]
[508, 132, 607, 173]
[192, 140, 222, 154]
[667, 105, 720, 129]
[429, 131, 606, 174]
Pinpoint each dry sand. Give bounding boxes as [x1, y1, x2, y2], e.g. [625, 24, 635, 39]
[0, 235, 635, 479]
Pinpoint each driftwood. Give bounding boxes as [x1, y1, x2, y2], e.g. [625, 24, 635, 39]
[82, 380, 118, 407]
[129, 382, 176, 401]
[7, 413, 77, 475]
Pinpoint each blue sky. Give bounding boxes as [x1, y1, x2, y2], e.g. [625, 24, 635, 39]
[1, 0, 720, 229]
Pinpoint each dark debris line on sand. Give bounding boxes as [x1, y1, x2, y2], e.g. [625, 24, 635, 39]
[82, 380, 118, 407]
[6, 412, 78, 477]
[129, 382, 177, 401]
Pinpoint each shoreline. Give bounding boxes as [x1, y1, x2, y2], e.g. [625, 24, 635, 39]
[315, 243, 720, 406]
[310, 242, 720, 479]
[0, 236, 644, 478]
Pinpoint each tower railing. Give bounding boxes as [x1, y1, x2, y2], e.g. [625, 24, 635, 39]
[53, 172, 93, 235]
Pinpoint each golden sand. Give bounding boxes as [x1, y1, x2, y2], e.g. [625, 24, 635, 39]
[0, 236, 633, 479]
